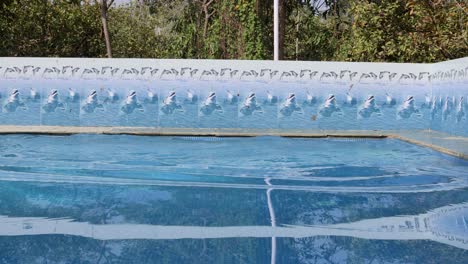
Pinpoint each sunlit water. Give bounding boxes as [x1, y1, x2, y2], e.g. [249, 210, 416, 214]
[0, 135, 467, 263]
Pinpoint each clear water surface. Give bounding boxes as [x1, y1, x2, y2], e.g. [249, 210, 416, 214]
[0, 135, 467, 263]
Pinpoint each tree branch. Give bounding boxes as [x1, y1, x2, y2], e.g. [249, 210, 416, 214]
[208, 10, 215, 18]
[107, 0, 115, 9]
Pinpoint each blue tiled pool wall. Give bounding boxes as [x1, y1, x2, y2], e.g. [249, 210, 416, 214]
[0, 58, 466, 135]
[431, 58, 468, 137]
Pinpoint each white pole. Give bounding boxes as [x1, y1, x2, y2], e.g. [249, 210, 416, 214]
[273, 0, 279, 61]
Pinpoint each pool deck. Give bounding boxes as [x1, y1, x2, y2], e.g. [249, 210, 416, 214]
[0, 126, 466, 160]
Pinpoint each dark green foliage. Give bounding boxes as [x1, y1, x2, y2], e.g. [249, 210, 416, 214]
[0, 0, 466, 61]
[0, 0, 104, 57]
[335, 0, 468, 63]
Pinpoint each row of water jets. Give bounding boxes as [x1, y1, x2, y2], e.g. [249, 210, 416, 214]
[1, 66, 467, 82]
[1, 88, 465, 121]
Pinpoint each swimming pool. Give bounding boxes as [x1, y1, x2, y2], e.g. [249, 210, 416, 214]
[0, 57, 467, 263]
[0, 134, 467, 263]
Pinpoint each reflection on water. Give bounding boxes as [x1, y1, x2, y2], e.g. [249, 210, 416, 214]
[1, 203, 466, 248]
[0, 135, 467, 263]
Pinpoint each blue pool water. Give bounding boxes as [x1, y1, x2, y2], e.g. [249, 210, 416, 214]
[0, 135, 467, 263]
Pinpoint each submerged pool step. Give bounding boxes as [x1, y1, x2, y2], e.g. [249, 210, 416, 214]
[175, 136, 225, 142]
[325, 137, 383, 142]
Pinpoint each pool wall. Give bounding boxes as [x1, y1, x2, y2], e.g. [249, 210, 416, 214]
[431, 57, 468, 137]
[0, 57, 466, 136]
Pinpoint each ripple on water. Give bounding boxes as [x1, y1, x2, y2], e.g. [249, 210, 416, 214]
[0, 135, 466, 195]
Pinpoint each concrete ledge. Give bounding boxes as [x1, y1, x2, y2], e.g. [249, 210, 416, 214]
[0, 126, 388, 137]
[389, 131, 468, 161]
[0, 126, 466, 160]
[389, 135, 466, 160]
